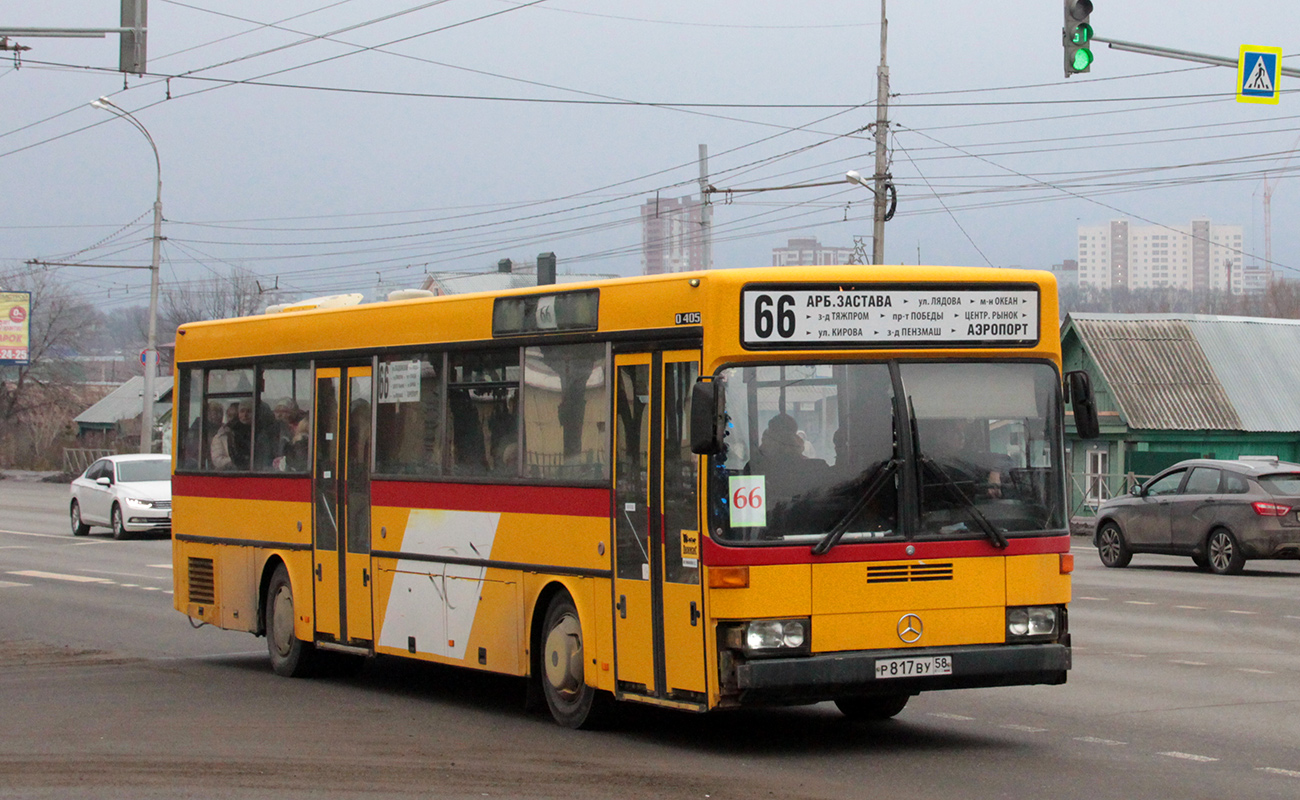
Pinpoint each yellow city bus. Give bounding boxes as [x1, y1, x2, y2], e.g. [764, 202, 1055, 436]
[171, 265, 1094, 728]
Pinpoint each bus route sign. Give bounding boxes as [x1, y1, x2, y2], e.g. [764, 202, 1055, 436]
[1238, 45, 1282, 105]
[741, 286, 1040, 349]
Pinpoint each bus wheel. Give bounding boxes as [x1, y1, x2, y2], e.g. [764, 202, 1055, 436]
[539, 593, 607, 729]
[265, 565, 316, 677]
[834, 694, 910, 720]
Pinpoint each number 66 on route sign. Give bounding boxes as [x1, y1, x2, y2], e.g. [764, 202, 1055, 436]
[729, 475, 767, 527]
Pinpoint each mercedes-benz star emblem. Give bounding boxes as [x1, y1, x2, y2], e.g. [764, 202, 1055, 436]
[897, 613, 923, 643]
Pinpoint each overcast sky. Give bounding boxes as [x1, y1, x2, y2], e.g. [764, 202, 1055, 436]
[2, 1, 1298, 312]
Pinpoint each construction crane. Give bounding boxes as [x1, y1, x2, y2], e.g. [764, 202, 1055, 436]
[1255, 134, 1300, 275]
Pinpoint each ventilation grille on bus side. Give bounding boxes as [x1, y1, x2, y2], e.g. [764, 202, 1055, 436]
[866, 563, 954, 583]
[188, 557, 215, 604]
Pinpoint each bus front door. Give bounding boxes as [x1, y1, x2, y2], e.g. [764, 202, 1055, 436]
[612, 350, 706, 704]
[312, 365, 374, 647]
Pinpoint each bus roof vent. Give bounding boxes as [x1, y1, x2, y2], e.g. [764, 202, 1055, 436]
[387, 288, 436, 302]
[264, 293, 364, 314]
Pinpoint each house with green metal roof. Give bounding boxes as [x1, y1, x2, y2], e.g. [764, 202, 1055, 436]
[1061, 313, 1300, 516]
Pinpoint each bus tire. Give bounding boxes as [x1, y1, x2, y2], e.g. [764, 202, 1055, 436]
[834, 694, 911, 720]
[265, 564, 316, 677]
[539, 592, 608, 729]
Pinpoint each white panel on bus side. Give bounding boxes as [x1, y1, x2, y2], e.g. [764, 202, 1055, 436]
[377, 509, 500, 661]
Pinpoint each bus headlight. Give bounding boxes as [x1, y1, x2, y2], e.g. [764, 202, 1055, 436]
[725, 619, 811, 656]
[1006, 606, 1058, 641]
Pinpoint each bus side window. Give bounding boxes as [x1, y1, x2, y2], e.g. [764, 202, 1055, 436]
[523, 344, 608, 481]
[448, 350, 520, 478]
[375, 354, 444, 477]
[177, 367, 204, 468]
[260, 364, 312, 473]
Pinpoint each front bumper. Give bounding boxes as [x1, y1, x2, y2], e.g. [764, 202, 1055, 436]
[733, 642, 1070, 704]
[124, 513, 171, 532]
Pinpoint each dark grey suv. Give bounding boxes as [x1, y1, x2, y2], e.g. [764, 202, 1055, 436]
[1093, 457, 1300, 574]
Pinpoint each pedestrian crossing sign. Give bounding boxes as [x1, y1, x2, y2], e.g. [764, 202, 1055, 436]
[1238, 45, 1282, 104]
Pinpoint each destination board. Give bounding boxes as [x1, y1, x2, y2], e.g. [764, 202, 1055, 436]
[741, 286, 1039, 348]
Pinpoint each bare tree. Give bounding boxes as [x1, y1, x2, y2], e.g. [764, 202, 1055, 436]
[158, 266, 281, 336]
[0, 270, 102, 468]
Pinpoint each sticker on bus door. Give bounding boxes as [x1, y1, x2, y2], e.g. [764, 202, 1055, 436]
[728, 476, 767, 527]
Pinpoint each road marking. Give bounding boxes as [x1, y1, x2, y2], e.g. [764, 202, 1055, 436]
[1116, 653, 1148, 658]
[0, 580, 32, 588]
[1257, 767, 1300, 779]
[1123, 601, 1156, 605]
[147, 564, 173, 570]
[1236, 668, 1275, 674]
[0, 528, 76, 540]
[1285, 616, 1300, 621]
[1077, 596, 1107, 601]
[1170, 660, 1208, 666]
[1159, 752, 1219, 763]
[999, 724, 1048, 733]
[1225, 610, 1258, 615]
[1174, 605, 1205, 610]
[927, 713, 975, 721]
[142, 586, 162, 591]
[7, 570, 113, 584]
[1074, 736, 1126, 746]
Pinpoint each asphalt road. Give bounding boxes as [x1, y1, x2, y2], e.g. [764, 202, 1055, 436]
[2, 479, 1298, 799]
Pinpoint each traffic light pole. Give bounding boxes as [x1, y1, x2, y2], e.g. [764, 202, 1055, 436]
[871, 0, 890, 266]
[1093, 36, 1300, 78]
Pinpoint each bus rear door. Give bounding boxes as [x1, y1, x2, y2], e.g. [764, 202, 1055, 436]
[312, 364, 374, 646]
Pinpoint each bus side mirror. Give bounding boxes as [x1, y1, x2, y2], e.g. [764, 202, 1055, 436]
[1066, 370, 1100, 440]
[690, 379, 724, 455]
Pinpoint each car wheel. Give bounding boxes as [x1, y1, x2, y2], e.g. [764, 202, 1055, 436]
[1191, 552, 1210, 571]
[539, 592, 610, 729]
[70, 500, 90, 536]
[265, 564, 317, 677]
[835, 694, 911, 720]
[1206, 528, 1245, 575]
[1097, 522, 1132, 568]
[110, 503, 128, 540]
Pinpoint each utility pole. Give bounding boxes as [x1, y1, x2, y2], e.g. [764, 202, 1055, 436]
[871, 0, 890, 266]
[697, 144, 713, 270]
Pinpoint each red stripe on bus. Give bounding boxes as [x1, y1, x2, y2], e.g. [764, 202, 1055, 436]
[172, 474, 311, 503]
[701, 534, 1071, 566]
[371, 481, 611, 518]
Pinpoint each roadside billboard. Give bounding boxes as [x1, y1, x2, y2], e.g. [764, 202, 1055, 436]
[0, 292, 31, 365]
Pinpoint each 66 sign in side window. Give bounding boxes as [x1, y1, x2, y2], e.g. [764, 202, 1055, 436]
[741, 286, 1040, 348]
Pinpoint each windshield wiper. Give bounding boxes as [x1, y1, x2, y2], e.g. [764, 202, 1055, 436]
[918, 456, 1008, 549]
[812, 459, 899, 556]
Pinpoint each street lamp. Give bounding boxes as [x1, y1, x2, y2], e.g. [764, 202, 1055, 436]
[91, 96, 162, 454]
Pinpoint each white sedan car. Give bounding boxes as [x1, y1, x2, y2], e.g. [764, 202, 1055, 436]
[70, 454, 172, 539]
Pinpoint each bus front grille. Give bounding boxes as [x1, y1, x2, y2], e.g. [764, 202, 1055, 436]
[188, 557, 215, 604]
[866, 563, 954, 583]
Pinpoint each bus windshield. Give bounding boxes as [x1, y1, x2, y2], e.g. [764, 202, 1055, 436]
[708, 361, 1064, 546]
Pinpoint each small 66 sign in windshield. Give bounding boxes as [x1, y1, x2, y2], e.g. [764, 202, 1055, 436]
[741, 286, 1039, 348]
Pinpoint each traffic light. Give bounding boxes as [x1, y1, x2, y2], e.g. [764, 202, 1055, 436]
[1063, 0, 1094, 77]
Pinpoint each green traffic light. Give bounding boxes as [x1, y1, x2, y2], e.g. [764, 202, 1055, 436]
[1072, 47, 1094, 71]
[1072, 22, 1093, 45]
